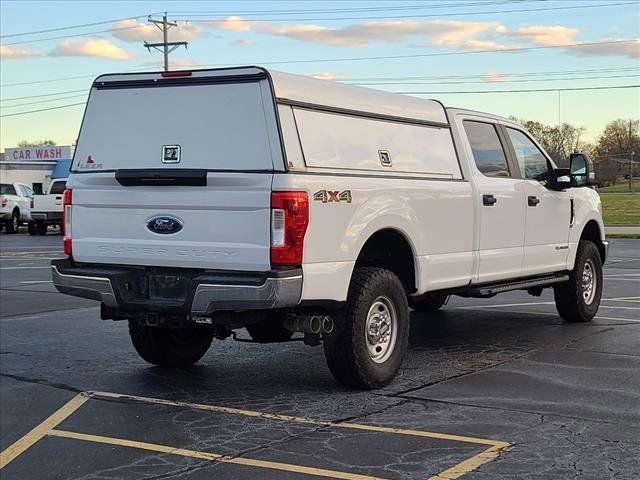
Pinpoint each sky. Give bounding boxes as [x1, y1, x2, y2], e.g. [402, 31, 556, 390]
[1, 0, 639, 150]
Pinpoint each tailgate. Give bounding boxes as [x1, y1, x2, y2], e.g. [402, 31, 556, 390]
[69, 68, 282, 271]
[33, 194, 63, 213]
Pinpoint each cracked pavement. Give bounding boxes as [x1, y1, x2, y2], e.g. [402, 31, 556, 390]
[1, 234, 639, 479]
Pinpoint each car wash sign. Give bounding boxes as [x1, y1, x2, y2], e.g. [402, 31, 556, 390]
[5, 146, 72, 161]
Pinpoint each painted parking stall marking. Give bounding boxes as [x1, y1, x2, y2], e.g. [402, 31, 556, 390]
[0, 391, 510, 479]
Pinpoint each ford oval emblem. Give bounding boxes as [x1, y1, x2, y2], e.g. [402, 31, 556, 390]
[146, 215, 183, 235]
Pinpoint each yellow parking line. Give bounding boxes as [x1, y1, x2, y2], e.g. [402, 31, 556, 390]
[426, 444, 509, 480]
[2, 390, 511, 479]
[0, 393, 89, 469]
[47, 429, 385, 480]
[91, 391, 504, 447]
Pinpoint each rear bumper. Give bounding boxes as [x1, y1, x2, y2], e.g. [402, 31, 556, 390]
[31, 212, 62, 222]
[51, 259, 302, 315]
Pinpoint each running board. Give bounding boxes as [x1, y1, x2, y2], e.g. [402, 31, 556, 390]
[464, 273, 569, 298]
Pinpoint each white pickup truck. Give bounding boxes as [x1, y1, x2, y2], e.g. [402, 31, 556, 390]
[28, 178, 67, 235]
[52, 67, 608, 389]
[1, 182, 33, 234]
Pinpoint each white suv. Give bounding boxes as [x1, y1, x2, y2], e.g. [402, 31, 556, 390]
[52, 67, 607, 389]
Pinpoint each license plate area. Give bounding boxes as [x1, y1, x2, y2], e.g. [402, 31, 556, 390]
[148, 274, 189, 302]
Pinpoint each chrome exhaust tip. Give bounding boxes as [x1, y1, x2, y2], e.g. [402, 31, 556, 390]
[320, 316, 334, 334]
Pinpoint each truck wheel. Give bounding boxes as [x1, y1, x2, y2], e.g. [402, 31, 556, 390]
[28, 222, 38, 236]
[409, 294, 448, 312]
[37, 223, 48, 235]
[128, 321, 214, 368]
[554, 240, 603, 323]
[323, 267, 409, 389]
[246, 312, 293, 343]
[6, 211, 19, 234]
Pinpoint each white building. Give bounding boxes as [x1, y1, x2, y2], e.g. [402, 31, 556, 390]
[0, 145, 73, 193]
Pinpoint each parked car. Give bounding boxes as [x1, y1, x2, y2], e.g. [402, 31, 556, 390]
[52, 67, 608, 389]
[28, 178, 67, 235]
[1, 182, 33, 233]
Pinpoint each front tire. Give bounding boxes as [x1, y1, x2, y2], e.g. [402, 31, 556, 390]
[554, 240, 603, 323]
[323, 267, 409, 389]
[128, 321, 214, 367]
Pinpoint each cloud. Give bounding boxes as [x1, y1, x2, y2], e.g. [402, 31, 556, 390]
[110, 19, 202, 43]
[307, 72, 335, 80]
[507, 25, 580, 46]
[207, 16, 252, 32]
[462, 39, 513, 51]
[229, 39, 253, 47]
[206, 16, 504, 48]
[483, 73, 506, 83]
[205, 16, 638, 59]
[50, 38, 134, 60]
[0, 45, 41, 60]
[565, 38, 639, 59]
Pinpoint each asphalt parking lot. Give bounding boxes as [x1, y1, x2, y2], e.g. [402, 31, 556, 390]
[1, 231, 638, 480]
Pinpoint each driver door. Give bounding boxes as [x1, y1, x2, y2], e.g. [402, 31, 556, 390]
[503, 127, 571, 276]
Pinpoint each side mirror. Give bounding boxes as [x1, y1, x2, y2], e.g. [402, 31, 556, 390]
[550, 168, 572, 190]
[569, 153, 595, 187]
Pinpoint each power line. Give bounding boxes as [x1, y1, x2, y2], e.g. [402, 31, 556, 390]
[396, 85, 640, 94]
[348, 73, 640, 86]
[1, 94, 89, 109]
[0, 14, 157, 38]
[6, 74, 637, 109]
[212, 39, 640, 66]
[1, 89, 88, 102]
[3, 24, 150, 46]
[169, 0, 535, 16]
[342, 67, 640, 81]
[3, 65, 636, 89]
[178, 1, 637, 23]
[1, 85, 637, 119]
[0, 102, 86, 118]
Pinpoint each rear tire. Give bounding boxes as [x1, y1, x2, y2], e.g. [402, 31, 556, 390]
[6, 211, 19, 234]
[409, 294, 448, 312]
[554, 240, 603, 323]
[128, 321, 214, 367]
[28, 222, 38, 236]
[246, 312, 293, 343]
[323, 267, 409, 389]
[37, 222, 48, 235]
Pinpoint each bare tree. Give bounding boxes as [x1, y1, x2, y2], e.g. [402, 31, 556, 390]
[17, 139, 57, 147]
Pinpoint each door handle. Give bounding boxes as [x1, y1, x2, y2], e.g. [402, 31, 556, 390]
[528, 196, 540, 207]
[482, 194, 497, 206]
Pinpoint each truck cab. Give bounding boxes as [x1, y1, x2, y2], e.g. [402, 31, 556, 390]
[52, 67, 607, 389]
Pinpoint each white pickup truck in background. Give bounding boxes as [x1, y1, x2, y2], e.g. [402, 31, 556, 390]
[28, 178, 67, 236]
[52, 67, 608, 389]
[1, 182, 33, 234]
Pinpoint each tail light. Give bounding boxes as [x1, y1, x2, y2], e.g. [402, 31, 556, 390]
[1, 198, 7, 208]
[271, 191, 309, 266]
[63, 189, 72, 256]
[30, 198, 34, 209]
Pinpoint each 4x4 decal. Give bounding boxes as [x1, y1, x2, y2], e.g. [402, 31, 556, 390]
[313, 190, 352, 203]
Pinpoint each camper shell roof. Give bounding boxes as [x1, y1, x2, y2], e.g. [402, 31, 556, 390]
[92, 66, 450, 127]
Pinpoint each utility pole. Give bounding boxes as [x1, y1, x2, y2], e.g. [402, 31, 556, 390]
[630, 151, 635, 192]
[144, 13, 187, 71]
